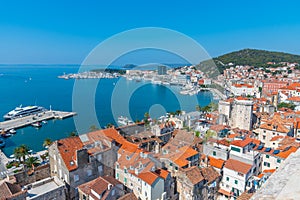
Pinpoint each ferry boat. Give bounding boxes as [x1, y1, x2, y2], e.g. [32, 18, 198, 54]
[3, 105, 46, 120]
[117, 116, 134, 126]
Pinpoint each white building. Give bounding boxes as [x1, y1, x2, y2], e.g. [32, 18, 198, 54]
[219, 159, 253, 199]
[230, 84, 255, 96]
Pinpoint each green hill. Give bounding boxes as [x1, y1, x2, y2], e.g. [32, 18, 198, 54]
[213, 48, 300, 72]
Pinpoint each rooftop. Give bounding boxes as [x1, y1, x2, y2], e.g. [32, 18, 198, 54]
[26, 177, 65, 200]
[224, 158, 252, 174]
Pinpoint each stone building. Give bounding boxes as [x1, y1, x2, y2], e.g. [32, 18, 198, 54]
[78, 176, 124, 200]
[219, 98, 254, 131]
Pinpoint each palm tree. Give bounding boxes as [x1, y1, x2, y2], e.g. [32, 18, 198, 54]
[25, 156, 40, 169]
[175, 110, 182, 116]
[13, 147, 22, 162]
[14, 144, 30, 163]
[43, 138, 52, 148]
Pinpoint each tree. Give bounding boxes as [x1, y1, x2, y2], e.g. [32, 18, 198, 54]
[175, 110, 182, 116]
[14, 144, 30, 163]
[89, 125, 99, 132]
[144, 112, 150, 125]
[196, 105, 202, 112]
[25, 157, 40, 169]
[69, 131, 78, 137]
[106, 123, 114, 128]
[43, 138, 52, 148]
[277, 102, 296, 110]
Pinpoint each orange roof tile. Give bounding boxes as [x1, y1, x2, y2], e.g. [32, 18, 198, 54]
[270, 135, 284, 141]
[218, 188, 231, 196]
[230, 138, 252, 148]
[208, 156, 225, 169]
[155, 169, 170, 180]
[57, 137, 83, 171]
[276, 146, 298, 159]
[224, 159, 252, 174]
[263, 169, 276, 173]
[137, 172, 160, 185]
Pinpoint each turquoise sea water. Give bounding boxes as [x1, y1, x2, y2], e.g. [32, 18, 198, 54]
[0, 65, 213, 156]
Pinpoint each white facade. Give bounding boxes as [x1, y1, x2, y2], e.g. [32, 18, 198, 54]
[231, 84, 255, 96]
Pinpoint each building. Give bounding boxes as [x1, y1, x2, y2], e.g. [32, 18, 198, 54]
[0, 181, 27, 200]
[230, 99, 254, 131]
[219, 159, 253, 199]
[49, 135, 113, 199]
[177, 166, 220, 200]
[25, 177, 66, 200]
[158, 65, 167, 75]
[78, 176, 124, 200]
[115, 143, 166, 200]
[219, 98, 254, 131]
[230, 84, 255, 96]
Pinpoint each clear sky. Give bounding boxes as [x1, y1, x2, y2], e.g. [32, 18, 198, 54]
[0, 0, 300, 64]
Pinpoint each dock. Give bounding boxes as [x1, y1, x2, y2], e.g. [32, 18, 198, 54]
[0, 110, 76, 131]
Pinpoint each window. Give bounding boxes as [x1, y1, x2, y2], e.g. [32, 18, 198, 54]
[145, 191, 147, 196]
[116, 173, 119, 179]
[277, 159, 281, 163]
[231, 146, 241, 152]
[263, 135, 266, 140]
[226, 177, 229, 181]
[264, 162, 270, 167]
[235, 180, 238, 184]
[170, 162, 173, 166]
[175, 166, 178, 170]
[213, 151, 216, 156]
[74, 174, 79, 182]
[124, 169, 127, 173]
[266, 155, 269, 159]
[116, 164, 119, 169]
[87, 169, 92, 176]
[124, 177, 127, 183]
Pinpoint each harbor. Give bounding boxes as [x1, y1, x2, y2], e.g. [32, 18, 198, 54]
[0, 110, 76, 132]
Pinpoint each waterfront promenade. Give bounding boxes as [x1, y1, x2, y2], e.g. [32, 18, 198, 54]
[0, 110, 76, 131]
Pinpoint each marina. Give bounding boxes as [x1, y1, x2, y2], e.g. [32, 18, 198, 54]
[0, 110, 76, 132]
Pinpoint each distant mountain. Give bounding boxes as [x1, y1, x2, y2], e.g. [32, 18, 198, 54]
[212, 48, 300, 72]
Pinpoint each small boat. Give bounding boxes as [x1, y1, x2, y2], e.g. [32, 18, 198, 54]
[9, 154, 15, 158]
[31, 122, 42, 128]
[0, 138, 5, 148]
[42, 120, 47, 124]
[9, 129, 16, 134]
[1, 133, 12, 138]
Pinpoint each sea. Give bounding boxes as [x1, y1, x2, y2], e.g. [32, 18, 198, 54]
[0, 65, 213, 156]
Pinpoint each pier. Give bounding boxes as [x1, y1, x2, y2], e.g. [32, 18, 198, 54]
[0, 110, 76, 131]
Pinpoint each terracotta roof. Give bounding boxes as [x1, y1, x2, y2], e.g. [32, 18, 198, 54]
[224, 159, 252, 174]
[259, 121, 290, 133]
[173, 146, 198, 167]
[137, 172, 160, 186]
[200, 166, 220, 184]
[57, 136, 83, 171]
[154, 169, 170, 180]
[230, 138, 252, 148]
[287, 96, 300, 102]
[237, 191, 253, 200]
[182, 166, 204, 185]
[270, 135, 284, 141]
[218, 188, 231, 196]
[276, 146, 298, 159]
[78, 176, 121, 199]
[208, 156, 225, 169]
[263, 169, 276, 173]
[233, 84, 253, 88]
[117, 193, 138, 200]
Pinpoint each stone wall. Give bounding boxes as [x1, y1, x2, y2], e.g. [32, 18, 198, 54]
[11, 164, 50, 187]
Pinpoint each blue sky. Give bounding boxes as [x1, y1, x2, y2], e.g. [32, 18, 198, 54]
[0, 0, 300, 64]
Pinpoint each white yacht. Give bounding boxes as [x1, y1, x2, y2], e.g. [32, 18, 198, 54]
[118, 116, 134, 126]
[4, 105, 46, 120]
